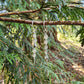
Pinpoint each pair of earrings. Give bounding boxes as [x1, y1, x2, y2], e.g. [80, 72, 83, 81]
[32, 21, 49, 64]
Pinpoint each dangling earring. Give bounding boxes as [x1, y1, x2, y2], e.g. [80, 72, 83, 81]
[32, 21, 37, 64]
[43, 21, 49, 61]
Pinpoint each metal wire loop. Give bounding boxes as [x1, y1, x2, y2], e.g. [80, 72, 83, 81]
[43, 21, 45, 28]
[32, 20, 34, 27]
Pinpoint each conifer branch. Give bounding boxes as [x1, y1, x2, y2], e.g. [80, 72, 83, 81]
[0, 9, 41, 16]
[0, 17, 84, 25]
[0, 6, 84, 17]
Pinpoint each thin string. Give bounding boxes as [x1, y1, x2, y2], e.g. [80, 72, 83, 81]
[43, 21, 49, 61]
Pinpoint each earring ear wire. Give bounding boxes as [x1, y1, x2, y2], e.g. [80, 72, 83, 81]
[43, 20, 45, 28]
[32, 20, 34, 27]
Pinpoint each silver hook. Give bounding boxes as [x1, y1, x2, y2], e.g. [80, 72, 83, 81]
[43, 21, 45, 28]
[32, 20, 34, 27]
[43, 21, 47, 32]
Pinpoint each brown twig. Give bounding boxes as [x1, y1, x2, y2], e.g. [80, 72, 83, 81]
[0, 39, 7, 45]
[0, 17, 84, 25]
[68, 5, 84, 9]
[67, 1, 84, 4]
[0, 5, 84, 17]
[0, 9, 41, 17]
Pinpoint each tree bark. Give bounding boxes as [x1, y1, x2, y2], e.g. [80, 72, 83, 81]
[52, 27, 60, 43]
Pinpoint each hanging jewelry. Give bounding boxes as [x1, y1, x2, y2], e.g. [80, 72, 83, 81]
[43, 21, 49, 60]
[32, 21, 37, 64]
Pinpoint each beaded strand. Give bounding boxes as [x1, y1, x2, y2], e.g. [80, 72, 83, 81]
[43, 21, 49, 60]
[32, 21, 37, 64]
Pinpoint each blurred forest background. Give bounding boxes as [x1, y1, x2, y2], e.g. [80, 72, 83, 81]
[0, 0, 84, 84]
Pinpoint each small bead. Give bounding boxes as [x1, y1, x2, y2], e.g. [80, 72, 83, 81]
[45, 55, 48, 59]
[44, 46, 48, 50]
[33, 54, 36, 58]
[44, 40, 48, 45]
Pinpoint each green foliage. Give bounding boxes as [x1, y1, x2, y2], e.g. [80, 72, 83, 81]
[0, 0, 84, 84]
